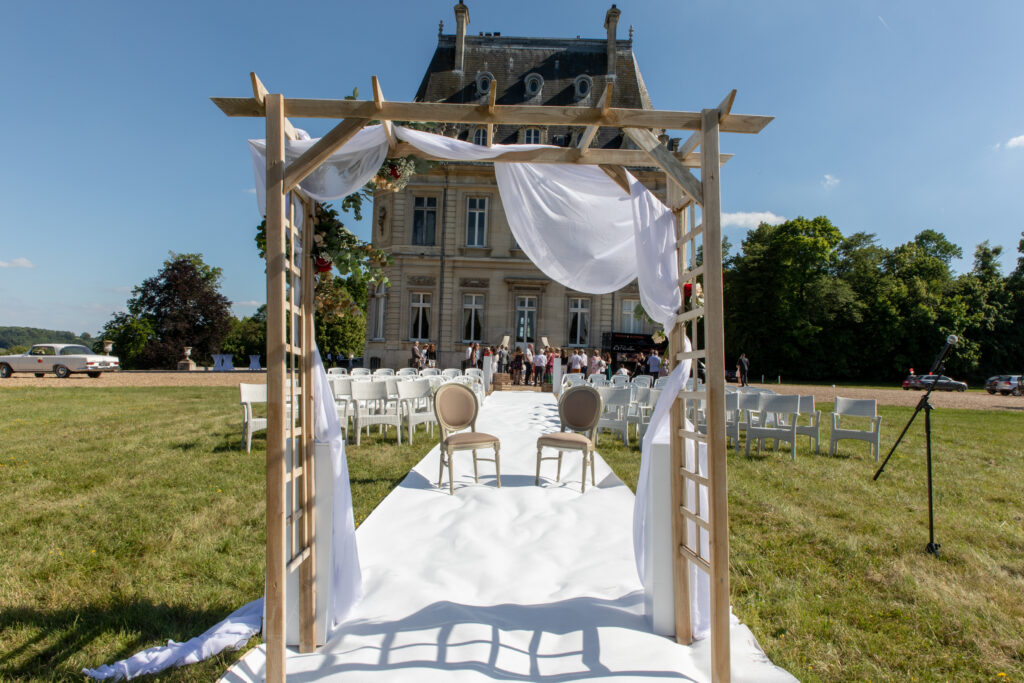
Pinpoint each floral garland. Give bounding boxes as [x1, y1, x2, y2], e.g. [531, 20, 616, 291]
[683, 281, 704, 313]
[370, 157, 419, 192]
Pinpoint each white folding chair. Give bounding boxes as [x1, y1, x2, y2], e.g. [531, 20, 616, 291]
[795, 395, 821, 453]
[327, 367, 349, 376]
[373, 368, 395, 377]
[562, 374, 586, 388]
[419, 368, 441, 377]
[351, 368, 371, 377]
[653, 376, 669, 389]
[328, 377, 353, 439]
[638, 388, 662, 440]
[632, 374, 653, 389]
[589, 375, 610, 387]
[611, 374, 628, 387]
[626, 386, 652, 439]
[350, 380, 402, 446]
[396, 367, 419, 378]
[830, 397, 882, 460]
[442, 368, 463, 380]
[596, 386, 631, 446]
[746, 393, 800, 459]
[239, 383, 267, 453]
[397, 379, 436, 444]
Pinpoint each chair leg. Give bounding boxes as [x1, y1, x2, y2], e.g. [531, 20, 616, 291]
[494, 445, 501, 488]
[745, 434, 751, 458]
[580, 450, 587, 494]
[438, 449, 446, 488]
[448, 449, 455, 495]
[556, 451, 563, 481]
[473, 450, 479, 483]
[591, 450, 596, 486]
[536, 445, 542, 485]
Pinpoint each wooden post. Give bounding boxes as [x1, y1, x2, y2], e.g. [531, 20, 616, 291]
[298, 195, 317, 652]
[667, 178, 692, 645]
[701, 107, 731, 683]
[264, 93, 288, 683]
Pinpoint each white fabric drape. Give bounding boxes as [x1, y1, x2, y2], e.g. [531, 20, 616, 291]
[248, 124, 706, 637]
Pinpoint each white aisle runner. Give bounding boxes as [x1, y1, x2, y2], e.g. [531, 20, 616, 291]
[223, 392, 793, 683]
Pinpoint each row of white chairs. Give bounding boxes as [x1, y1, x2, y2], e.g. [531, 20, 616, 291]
[561, 373, 671, 390]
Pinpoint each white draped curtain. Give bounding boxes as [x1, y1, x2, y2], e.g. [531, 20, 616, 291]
[249, 124, 711, 638]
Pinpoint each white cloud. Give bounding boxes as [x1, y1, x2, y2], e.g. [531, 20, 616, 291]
[1007, 135, 1024, 149]
[233, 300, 263, 307]
[822, 174, 840, 189]
[877, 15, 891, 31]
[0, 257, 34, 269]
[244, 188, 257, 194]
[722, 211, 786, 229]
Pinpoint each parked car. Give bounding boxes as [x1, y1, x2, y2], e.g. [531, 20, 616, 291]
[912, 374, 967, 392]
[994, 375, 1022, 396]
[985, 375, 1005, 394]
[0, 344, 119, 378]
[901, 374, 921, 390]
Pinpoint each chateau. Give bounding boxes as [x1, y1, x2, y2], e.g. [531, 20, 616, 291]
[364, 2, 678, 369]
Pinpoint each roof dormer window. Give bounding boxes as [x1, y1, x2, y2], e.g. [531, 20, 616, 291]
[524, 73, 543, 98]
[574, 74, 593, 100]
[523, 128, 541, 145]
[473, 127, 487, 146]
[476, 71, 494, 96]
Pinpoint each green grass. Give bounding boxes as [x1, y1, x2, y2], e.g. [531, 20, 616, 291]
[1, 388, 1022, 681]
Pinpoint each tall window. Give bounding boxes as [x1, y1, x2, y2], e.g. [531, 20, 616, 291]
[568, 297, 590, 347]
[409, 292, 431, 340]
[515, 295, 537, 346]
[621, 298, 642, 333]
[462, 294, 484, 342]
[412, 196, 436, 245]
[466, 197, 487, 246]
[371, 286, 387, 339]
[473, 128, 487, 146]
[524, 128, 541, 144]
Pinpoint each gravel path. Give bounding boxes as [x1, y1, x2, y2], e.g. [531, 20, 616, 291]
[3, 372, 1020, 412]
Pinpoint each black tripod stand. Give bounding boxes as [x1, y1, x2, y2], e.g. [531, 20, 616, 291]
[873, 334, 958, 555]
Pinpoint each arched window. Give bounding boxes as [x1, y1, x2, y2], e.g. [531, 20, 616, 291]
[473, 128, 487, 146]
[523, 128, 541, 145]
[476, 71, 494, 95]
[524, 73, 543, 98]
[574, 74, 593, 100]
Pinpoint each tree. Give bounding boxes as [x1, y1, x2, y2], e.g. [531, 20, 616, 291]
[221, 307, 267, 367]
[97, 253, 232, 369]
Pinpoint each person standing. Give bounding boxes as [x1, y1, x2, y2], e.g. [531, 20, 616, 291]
[647, 349, 661, 378]
[738, 353, 750, 386]
[589, 349, 602, 378]
[568, 349, 583, 374]
[410, 341, 422, 369]
[524, 344, 535, 386]
[533, 347, 546, 386]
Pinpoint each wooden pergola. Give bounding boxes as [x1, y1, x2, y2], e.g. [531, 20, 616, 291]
[213, 72, 771, 683]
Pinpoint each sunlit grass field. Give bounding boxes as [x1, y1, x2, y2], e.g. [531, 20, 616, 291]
[0, 386, 1021, 681]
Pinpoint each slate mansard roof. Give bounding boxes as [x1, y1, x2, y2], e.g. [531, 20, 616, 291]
[414, 34, 653, 149]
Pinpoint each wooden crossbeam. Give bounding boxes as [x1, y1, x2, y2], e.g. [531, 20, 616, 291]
[386, 141, 730, 168]
[486, 86, 496, 146]
[251, 72, 302, 141]
[577, 83, 613, 152]
[212, 96, 773, 134]
[598, 164, 631, 195]
[625, 127, 704, 205]
[283, 117, 371, 194]
[371, 76, 397, 150]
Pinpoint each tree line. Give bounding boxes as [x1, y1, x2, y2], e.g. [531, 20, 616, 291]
[723, 217, 1024, 383]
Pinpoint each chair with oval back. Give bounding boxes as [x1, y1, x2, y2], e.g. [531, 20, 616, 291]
[433, 383, 501, 495]
[536, 385, 604, 493]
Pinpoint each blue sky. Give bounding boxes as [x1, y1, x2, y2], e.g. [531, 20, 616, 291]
[1, 1, 1022, 335]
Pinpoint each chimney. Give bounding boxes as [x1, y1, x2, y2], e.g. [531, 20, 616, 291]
[454, 1, 470, 72]
[604, 4, 621, 77]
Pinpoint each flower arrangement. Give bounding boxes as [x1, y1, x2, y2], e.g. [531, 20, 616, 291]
[683, 281, 704, 313]
[370, 157, 419, 192]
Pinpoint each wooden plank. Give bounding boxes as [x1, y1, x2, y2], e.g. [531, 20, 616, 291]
[250, 73, 301, 141]
[667, 179, 693, 646]
[577, 83, 613, 152]
[625, 127, 703, 205]
[287, 546, 312, 573]
[283, 117, 371, 194]
[371, 76, 397, 150]
[717, 89, 737, 119]
[264, 93, 288, 683]
[701, 106, 731, 683]
[298, 195, 317, 652]
[598, 164, 631, 195]
[386, 141, 731, 168]
[211, 96, 774, 133]
[681, 547, 712, 574]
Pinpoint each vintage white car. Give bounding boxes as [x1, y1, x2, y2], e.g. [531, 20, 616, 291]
[0, 344, 120, 378]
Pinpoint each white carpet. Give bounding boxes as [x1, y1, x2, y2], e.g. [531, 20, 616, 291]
[222, 392, 794, 682]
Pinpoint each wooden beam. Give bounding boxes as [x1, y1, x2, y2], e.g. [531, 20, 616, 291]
[486, 86, 496, 146]
[625, 127, 704, 205]
[211, 96, 773, 134]
[298, 195, 317, 653]
[264, 93, 288, 683]
[701, 106, 731, 683]
[598, 164, 631, 195]
[577, 83, 613, 152]
[676, 131, 702, 160]
[717, 89, 737, 120]
[283, 117, 371, 194]
[386, 141, 731, 168]
[250, 72, 302, 141]
[371, 76, 397, 150]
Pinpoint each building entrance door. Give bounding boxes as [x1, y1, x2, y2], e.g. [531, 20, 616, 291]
[514, 295, 536, 351]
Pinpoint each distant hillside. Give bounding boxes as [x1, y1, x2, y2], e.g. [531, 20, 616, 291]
[0, 326, 94, 350]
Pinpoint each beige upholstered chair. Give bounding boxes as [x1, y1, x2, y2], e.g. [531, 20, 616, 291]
[433, 383, 501, 495]
[536, 385, 604, 493]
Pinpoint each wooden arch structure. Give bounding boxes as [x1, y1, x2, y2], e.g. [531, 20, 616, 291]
[213, 72, 771, 683]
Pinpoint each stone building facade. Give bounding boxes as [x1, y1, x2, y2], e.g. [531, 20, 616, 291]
[364, 3, 670, 370]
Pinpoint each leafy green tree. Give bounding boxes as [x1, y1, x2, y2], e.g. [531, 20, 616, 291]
[95, 313, 154, 369]
[222, 307, 267, 367]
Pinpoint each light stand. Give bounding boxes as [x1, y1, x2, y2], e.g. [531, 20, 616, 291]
[873, 334, 958, 555]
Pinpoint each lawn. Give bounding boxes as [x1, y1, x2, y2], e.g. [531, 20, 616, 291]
[0, 386, 1021, 681]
